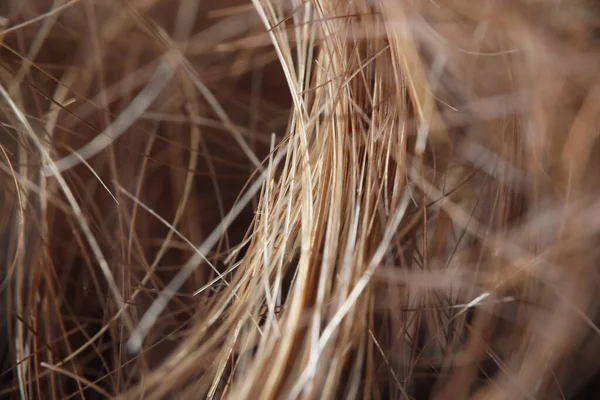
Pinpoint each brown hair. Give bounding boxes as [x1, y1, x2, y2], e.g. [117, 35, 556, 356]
[1, 0, 600, 398]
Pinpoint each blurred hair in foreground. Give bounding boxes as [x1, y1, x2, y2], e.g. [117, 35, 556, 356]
[2, 0, 600, 399]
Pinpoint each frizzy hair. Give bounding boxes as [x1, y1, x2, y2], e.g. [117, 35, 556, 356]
[1, 0, 600, 399]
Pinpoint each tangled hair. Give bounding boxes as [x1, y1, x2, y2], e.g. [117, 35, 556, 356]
[2, 0, 600, 398]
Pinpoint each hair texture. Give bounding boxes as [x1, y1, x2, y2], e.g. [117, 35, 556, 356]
[2, 0, 600, 399]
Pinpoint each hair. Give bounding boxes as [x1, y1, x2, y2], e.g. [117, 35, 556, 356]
[1, 0, 600, 399]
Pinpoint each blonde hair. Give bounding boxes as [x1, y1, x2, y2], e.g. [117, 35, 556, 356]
[1, 0, 600, 398]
